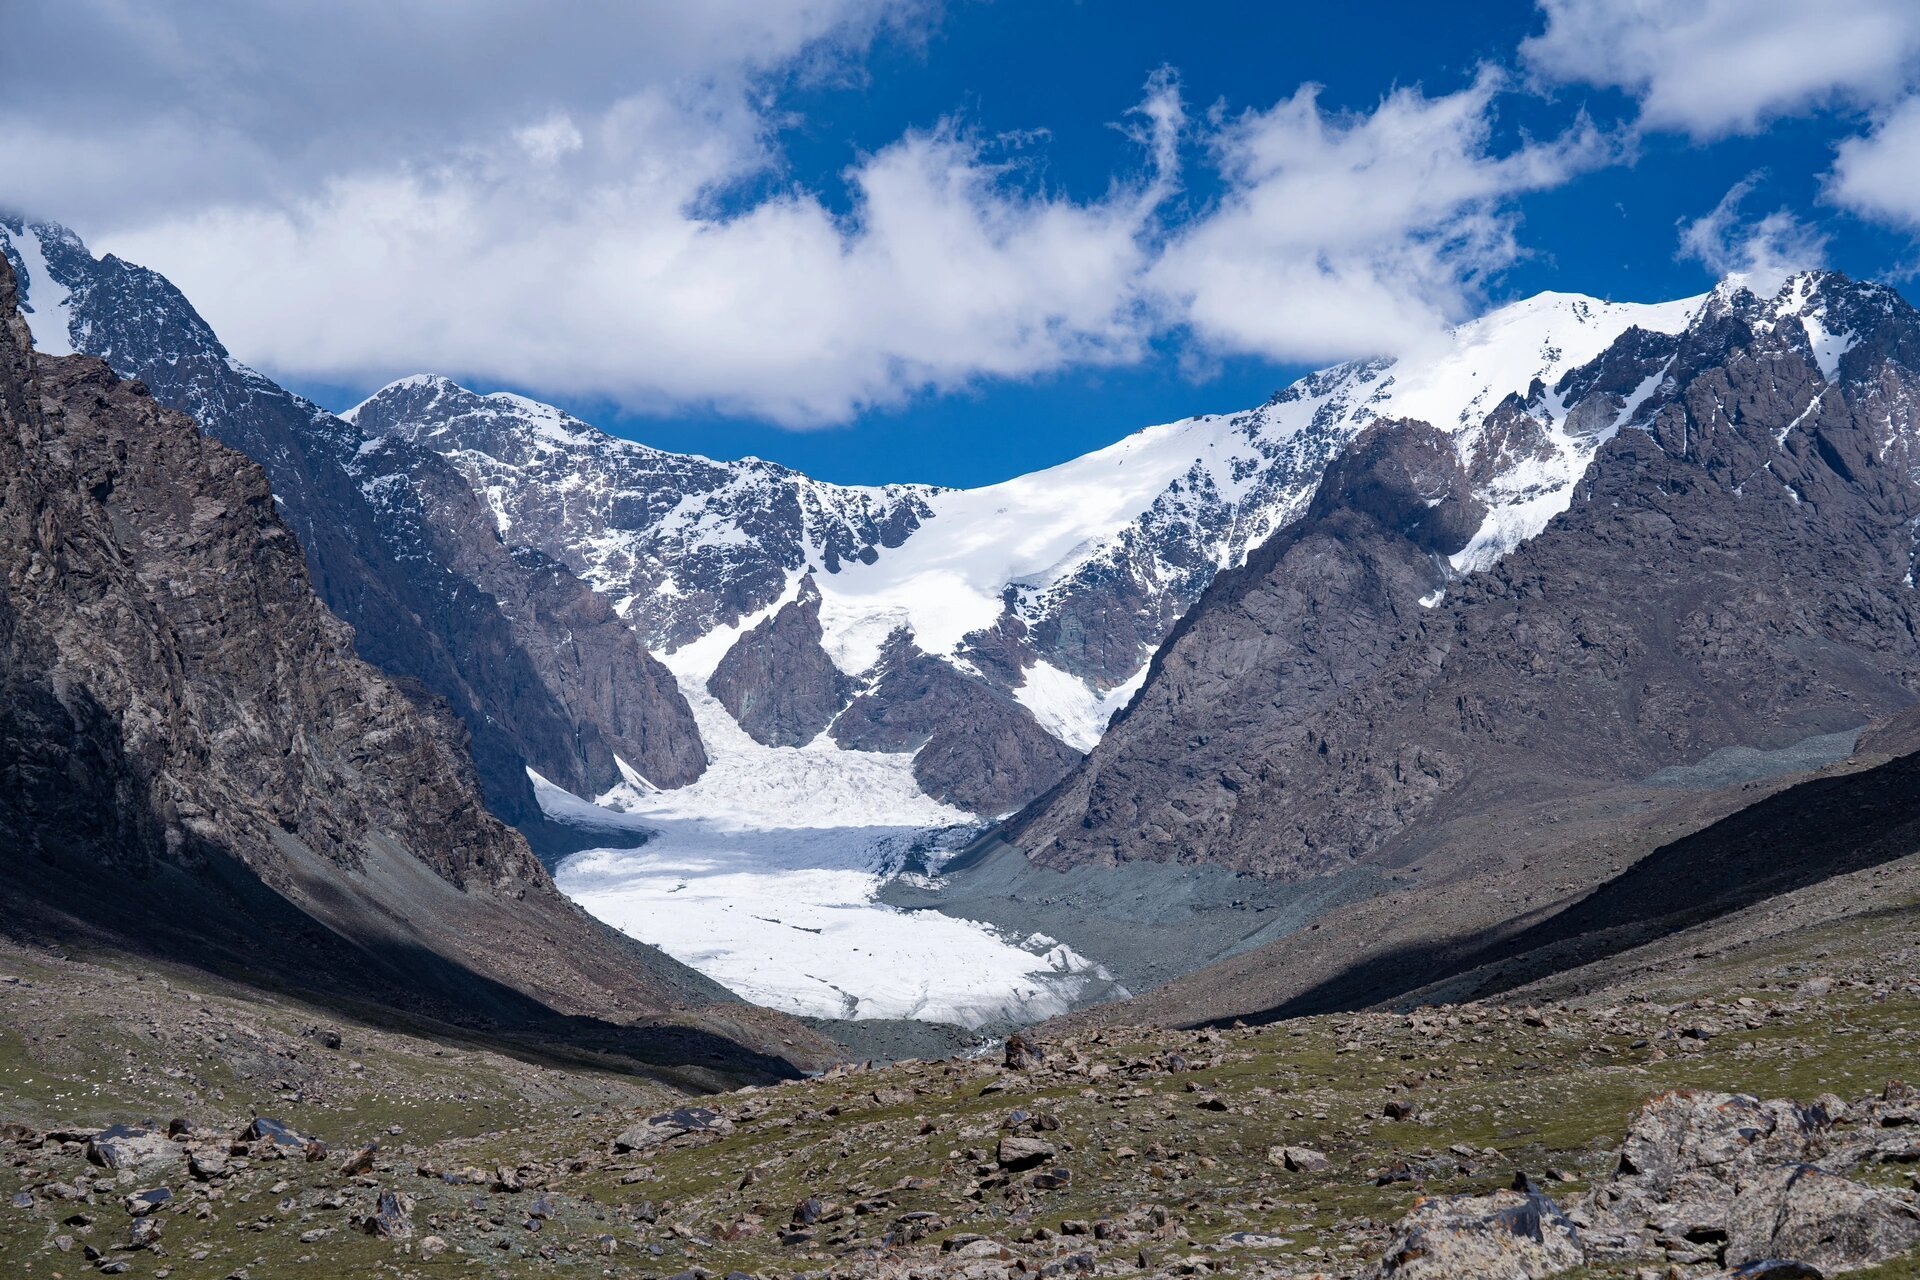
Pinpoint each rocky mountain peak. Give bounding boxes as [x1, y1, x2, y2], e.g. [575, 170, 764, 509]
[1008, 265, 1920, 878]
[0, 249, 817, 1069]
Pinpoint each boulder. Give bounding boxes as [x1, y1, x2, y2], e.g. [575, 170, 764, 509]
[338, 1143, 378, 1177]
[997, 1134, 1057, 1171]
[86, 1126, 177, 1170]
[612, 1107, 734, 1153]
[1366, 1185, 1583, 1279]
[243, 1117, 317, 1150]
[1726, 1163, 1920, 1272]
[363, 1190, 413, 1239]
[1271, 1146, 1331, 1173]
[1004, 1033, 1045, 1072]
[123, 1188, 173, 1217]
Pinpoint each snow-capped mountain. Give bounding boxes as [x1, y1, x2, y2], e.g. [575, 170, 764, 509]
[347, 287, 1705, 807]
[4, 207, 1748, 1026]
[1011, 266, 1920, 886]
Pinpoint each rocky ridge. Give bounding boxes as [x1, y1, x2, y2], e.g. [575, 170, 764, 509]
[0, 249, 823, 1078]
[0, 217, 706, 826]
[347, 291, 1701, 815]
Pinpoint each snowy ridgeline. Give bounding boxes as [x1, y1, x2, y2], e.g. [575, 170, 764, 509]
[545, 651, 1129, 1027]
[344, 283, 1714, 770]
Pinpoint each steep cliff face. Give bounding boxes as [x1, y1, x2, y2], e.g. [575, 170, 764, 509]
[0, 218, 706, 823]
[706, 575, 856, 748]
[1009, 273, 1920, 877]
[830, 630, 1085, 816]
[0, 254, 817, 1078]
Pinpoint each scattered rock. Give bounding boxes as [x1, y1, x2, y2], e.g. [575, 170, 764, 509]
[611, 1107, 734, 1153]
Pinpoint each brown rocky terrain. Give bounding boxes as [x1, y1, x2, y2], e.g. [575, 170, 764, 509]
[0, 253, 828, 1082]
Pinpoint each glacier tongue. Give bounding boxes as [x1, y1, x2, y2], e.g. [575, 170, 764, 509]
[548, 644, 1128, 1026]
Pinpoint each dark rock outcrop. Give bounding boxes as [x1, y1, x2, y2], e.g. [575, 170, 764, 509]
[833, 631, 1083, 815]
[708, 576, 854, 747]
[0, 253, 818, 1078]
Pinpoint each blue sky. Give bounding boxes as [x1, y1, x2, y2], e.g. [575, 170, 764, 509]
[11, 1, 1920, 486]
[559, 0, 1916, 485]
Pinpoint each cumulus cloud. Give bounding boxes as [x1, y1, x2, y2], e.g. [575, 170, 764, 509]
[1678, 176, 1828, 292]
[106, 79, 1182, 426]
[1523, 0, 1920, 139]
[1151, 70, 1609, 363]
[1, 4, 1614, 424]
[1828, 97, 1920, 232]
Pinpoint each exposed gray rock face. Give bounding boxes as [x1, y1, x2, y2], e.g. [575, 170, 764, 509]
[1589, 1088, 1920, 1273]
[1006, 418, 1485, 870]
[707, 576, 853, 747]
[0, 252, 816, 1076]
[832, 631, 1083, 815]
[0, 218, 705, 822]
[1011, 272, 1920, 876]
[1365, 1183, 1583, 1279]
[353, 434, 705, 791]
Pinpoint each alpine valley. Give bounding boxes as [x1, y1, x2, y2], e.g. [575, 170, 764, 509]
[11, 211, 1920, 1280]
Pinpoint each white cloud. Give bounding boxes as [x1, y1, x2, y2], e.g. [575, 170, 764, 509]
[1678, 176, 1828, 292]
[109, 81, 1181, 426]
[1829, 97, 1920, 232]
[1151, 70, 1608, 363]
[1523, 0, 1920, 139]
[1, 6, 1614, 425]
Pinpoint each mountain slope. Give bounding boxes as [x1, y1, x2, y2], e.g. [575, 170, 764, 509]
[1010, 271, 1920, 874]
[0, 252, 824, 1081]
[348, 290, 1701, 817]
[0, 217, 706, 826]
